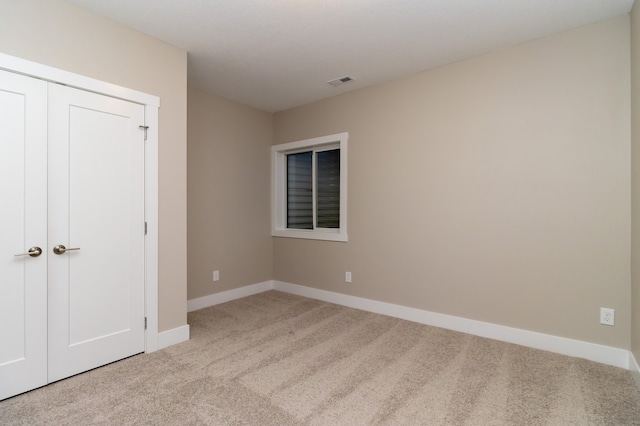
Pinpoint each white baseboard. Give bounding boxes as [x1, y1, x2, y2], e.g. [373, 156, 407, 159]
[272, 281, 631, 370]
[157, 324, 190, 350]
[630, 351, 640, 390]
[631, 352, 640, 373]
[187, 281, 274, 312]
[184, 280, 633, 370]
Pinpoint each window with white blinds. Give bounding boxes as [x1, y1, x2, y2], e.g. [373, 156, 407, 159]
[315, 148, 340, 229]
[286, 151, 313, 229]
[272, 133, 348, 242]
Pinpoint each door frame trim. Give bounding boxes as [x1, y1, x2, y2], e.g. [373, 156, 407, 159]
[0, 52, 161, 353]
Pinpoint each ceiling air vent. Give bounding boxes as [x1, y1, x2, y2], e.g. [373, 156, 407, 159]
[327, 75, 354, 87]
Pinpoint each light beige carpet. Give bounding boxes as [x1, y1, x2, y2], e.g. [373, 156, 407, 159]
[2, 290, 640, 425]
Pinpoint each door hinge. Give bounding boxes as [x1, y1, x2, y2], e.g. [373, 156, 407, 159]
[139, 125, 149, 140]
[144, 221, 147, 235]
[144, 317, 147, 330]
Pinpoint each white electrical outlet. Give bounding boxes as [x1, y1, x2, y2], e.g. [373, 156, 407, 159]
[213, 270, 220, 282]
[345, 271, 352, 283]
[600, 307, 614, 326]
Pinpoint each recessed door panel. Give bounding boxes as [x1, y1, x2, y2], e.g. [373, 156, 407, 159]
[68, 106, 134, 345]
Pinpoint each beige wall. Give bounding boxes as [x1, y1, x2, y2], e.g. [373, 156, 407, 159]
[631, 4, 640, 365]
[5, 0, 630, 352]
[274, 17, 631, 349]
[0, 0, 188, 332]
[187, 88, 273, 299]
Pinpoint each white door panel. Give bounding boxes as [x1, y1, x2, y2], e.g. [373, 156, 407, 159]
[0, 70, 48, 400]
[48, 84, 145, 382]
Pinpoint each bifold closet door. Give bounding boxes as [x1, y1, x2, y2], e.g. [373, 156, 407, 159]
[0, 70, 48, 401]
[47, 83, 146, 383]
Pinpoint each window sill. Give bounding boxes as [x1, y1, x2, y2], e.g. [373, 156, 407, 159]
[272, 229, 348, 242]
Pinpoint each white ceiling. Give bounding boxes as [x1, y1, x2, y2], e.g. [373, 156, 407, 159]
[68, 0, 634, 112]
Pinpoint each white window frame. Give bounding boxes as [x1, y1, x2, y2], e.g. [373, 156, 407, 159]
[272, 132, 348, 242]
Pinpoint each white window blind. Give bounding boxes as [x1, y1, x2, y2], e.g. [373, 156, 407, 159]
[286, 151, 313, 229]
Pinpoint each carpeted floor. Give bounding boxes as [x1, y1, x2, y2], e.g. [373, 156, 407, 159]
[1, 290, 640, 425]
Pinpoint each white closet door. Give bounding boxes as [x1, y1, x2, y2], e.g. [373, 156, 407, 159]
[0, 70, 48, 400]
[47, 83, 146, 382]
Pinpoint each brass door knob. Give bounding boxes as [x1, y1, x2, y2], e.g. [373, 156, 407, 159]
[14, 247, 43, 257]
[53, 244, 81, 255]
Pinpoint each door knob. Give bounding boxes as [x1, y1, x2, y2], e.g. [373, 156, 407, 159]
[53, 244, 81, 255]
[14, 247, 43, 257]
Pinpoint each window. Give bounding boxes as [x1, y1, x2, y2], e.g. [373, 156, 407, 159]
[272, 132, 348, 242]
